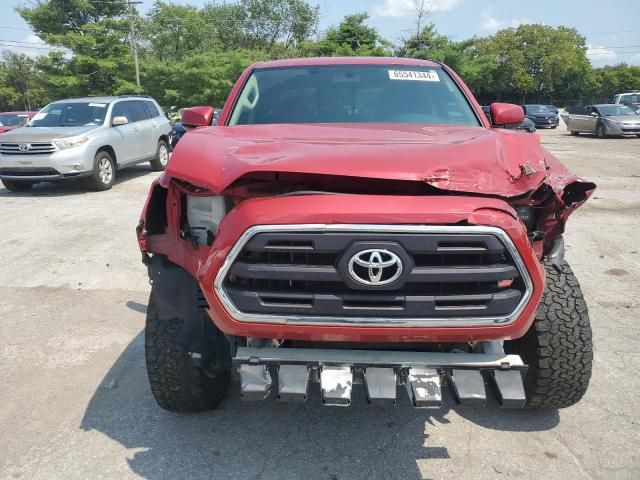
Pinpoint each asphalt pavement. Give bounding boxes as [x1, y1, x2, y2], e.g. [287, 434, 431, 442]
[1, 124, 639, 479]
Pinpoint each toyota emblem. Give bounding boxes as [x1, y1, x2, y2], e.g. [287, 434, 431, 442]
[347, 249, 403, 286]
[18, 143, 30, 152]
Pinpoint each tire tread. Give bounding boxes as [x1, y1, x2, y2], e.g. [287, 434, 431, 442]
[508, 259, 593, 409]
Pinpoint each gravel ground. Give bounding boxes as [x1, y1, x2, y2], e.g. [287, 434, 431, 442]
[0, 124, 639, 480]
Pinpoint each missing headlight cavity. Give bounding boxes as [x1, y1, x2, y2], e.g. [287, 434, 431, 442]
[146, 185, 168, 235]
[186, 195, 233, 245]
[562, 181, 596, 206]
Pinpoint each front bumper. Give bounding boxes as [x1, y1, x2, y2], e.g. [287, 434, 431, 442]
[188, 195, 545, 343]
[603, 122, 640, 136]
[528, 117, 559, 127]
[0, 146, 94, 180]
[235, 346, 527, 407]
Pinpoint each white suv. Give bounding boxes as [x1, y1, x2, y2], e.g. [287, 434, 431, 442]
[0, 95, 171, 192]
[612, 92, 640, 112]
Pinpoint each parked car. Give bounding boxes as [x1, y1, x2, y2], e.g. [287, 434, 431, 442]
[0, 95, 171, 192]
[0, 111, 36, 134]
[482, 105, 535, 133]
[544, 105, 559, 115]
[523, 104, 559, 128]
[138, 57, 595, 413]
[169, 107, 221, 148]
[517, 117, 536, 133]
[562, 104, 640, 137]
[612, 92, 640, 111]
[169, 108, 185, 124]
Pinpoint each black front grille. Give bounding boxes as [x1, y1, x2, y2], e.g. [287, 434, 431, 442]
[221, 230, 528, 321]
[0, 167, 60, 177]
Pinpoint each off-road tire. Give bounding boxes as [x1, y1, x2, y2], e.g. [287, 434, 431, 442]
[89, 150, 115, 191]
[150, 139, 170, 171]
[2, 179, 34, 192]
[506, 259, 592, 409]
[145, 292, 230, 412]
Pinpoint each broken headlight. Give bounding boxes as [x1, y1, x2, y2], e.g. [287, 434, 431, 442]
[186, 195, 231, 245]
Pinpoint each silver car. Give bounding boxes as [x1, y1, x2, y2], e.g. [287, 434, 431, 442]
[0, 95, 172, 192]
[562, 104, 640, 138]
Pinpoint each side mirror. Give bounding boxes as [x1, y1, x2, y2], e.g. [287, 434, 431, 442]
[490, 103, 525, 126]
[590, 112, 598, 117]
[112, 116, 128, 126]
[181, 106, 215, 127]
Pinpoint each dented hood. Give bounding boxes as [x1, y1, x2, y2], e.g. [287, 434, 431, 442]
[167, 123, 551, 197]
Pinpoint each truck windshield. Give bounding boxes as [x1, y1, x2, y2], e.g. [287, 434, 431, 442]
[29, 102, 109, 127]
[0, 114, 29, 127]
[228, 65, 480, 126]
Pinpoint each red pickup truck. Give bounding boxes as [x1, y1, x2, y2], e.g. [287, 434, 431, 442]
[0, 111, 36, 134]
[137, 57, 594, 412]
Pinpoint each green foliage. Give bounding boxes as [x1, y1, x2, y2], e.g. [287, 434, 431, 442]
[306, 13, 391, 57]
[142, 50, 263, 108]
[0, 0, 637, 112]
[590, 64, 640, 101]
[143, 1, 212, 61]
[203, 0, 320, 53]
[18, 0, 134, 97]
[0, 52, 49, 110]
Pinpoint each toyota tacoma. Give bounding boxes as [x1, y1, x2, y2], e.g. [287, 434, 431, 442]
[137, 57, 595, 411]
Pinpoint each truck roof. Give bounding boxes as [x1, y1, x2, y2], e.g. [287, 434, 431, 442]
[253, 56, 441, 69]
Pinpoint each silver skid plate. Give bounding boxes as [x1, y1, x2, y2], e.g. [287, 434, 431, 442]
[406, 368, 442, 408]
[447, 369, 487, 406]
[321, 366, 353, 406]
[235, 347, 526, 408]
[239, 364, 272, 401]
[365, 367, 397, 405]
[277, 365, 310, 402]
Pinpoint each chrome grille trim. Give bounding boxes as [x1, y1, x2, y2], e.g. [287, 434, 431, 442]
[0, 142, 56, 155]
[213, 224, 534, 327]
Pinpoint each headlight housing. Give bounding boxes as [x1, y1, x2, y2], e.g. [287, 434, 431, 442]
[186, 195, 231, 245]
[54, 136, 89, 150]
[604, 118, 621, 126]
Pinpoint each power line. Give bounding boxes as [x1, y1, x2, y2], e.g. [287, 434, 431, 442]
[0, 39, 47, 46]
[588, 45, 640, 49]
[587, 51, 640, 55]
[585, 29, 640, 35]
[0, 42, 58, 51]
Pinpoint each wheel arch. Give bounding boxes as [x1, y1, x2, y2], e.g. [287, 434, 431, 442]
[96, 145, 117, 167]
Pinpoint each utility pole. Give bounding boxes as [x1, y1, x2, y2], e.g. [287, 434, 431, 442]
[127, 0, 143, 89]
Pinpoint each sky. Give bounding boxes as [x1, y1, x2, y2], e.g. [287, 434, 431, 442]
[1, 0, 639, 67]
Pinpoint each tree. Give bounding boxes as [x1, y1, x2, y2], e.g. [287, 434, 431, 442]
[202, 0, 320, 53]
[590, 64, 640, 103]
[142, 1, 211, 61]
[308, 13, 391, 56]
[18, 0, 136, 95]
[0, 52, 49, 110]
[141, 50, 264, 108]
